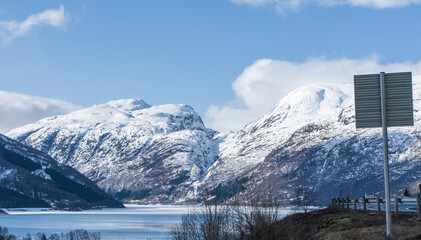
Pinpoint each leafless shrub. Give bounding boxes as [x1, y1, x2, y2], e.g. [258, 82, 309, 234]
[170, 185, 283, 240]
[170, 212, 201, 240]
[293, 186, 317, 213]
[0, 228, 100, 240]
[63, 230, 100, 240]
[0, 226, 17, 240]
[22, 233, 32, 240]
[170, 199, 235, 240]
[230, 185, 282, 240]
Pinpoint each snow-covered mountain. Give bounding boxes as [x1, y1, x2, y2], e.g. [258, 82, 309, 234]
[0, 134, 122, 209]
[8, 99, 219, 203]
[196, 77, 421, 204]
[8, 78, 421, 205]
[201, 84, 354, 185]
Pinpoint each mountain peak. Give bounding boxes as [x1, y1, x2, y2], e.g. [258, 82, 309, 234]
[268, 83, 353, 127]
[101, 99, 151, 112]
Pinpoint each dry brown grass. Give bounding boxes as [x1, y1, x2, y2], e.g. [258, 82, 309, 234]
[273, 207, 421, 240]
[320, 225, 421, 240]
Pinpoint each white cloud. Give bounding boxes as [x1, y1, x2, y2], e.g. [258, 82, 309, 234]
[205, 55, 421, 132]
[0, 5, 68, 44]
[231, 0, 276, 7]
[348, 0, 421, 8]
[0, 91, 82, 133]
[230, 0, 421, 13]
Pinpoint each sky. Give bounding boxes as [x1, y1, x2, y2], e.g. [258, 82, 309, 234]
[1, 0, 421, 133]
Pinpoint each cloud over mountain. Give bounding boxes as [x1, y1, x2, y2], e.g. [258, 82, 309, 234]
[0, 91, 81, 133]
[205, 56, 421, 132]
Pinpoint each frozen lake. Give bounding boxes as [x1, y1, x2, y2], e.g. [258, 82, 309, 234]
[0, 205, 190, 240]
[0, 204, 301, 239]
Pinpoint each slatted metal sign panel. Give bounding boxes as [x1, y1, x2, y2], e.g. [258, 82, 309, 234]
[354, 72, 413, 129]
[354, 74, 381, 128]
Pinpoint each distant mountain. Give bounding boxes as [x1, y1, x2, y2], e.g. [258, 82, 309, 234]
[197, 79, 421, 204]
[8, 79, 421, 205]
[8, 99, 219, 203]
[0, 134, 123, 209]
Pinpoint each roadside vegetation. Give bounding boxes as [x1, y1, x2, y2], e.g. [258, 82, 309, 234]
[170, 188, 285, 240]
[0, 228, 100, 240]
[170, 205, 421, 240]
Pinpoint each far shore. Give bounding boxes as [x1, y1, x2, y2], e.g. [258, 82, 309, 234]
[0, 204, 191, 215]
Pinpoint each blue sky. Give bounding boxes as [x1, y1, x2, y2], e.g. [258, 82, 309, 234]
[1, 0, 421, 132]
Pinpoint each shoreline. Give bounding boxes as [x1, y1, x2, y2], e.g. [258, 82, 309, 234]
[1, 204, 191, 215]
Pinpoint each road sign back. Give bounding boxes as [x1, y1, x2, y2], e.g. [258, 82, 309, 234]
[354, 72, 413, 129]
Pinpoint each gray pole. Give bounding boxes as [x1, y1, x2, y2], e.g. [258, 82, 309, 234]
[380, 72, 393, 238]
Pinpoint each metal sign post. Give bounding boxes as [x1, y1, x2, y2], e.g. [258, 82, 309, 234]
[380, 72, 392, 238]
[354, 71, 413, 239]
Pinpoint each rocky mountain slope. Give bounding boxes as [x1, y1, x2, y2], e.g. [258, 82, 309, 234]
[8, 78, 421, 205]
[7, 99, 219, 203]
[196, 77, 421, 204]
[0, 134, 123, 209]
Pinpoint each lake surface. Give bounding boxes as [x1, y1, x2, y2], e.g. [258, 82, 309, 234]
[0, 205, 190, 240]
[0, 205, 298, 240]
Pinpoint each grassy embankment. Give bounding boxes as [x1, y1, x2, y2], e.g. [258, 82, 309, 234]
[273, 207, 421, 239]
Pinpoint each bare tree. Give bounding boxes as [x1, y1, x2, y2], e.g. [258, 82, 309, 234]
[170, 184, 284, 240]
[22, 233, 32, 240]
[170, 212, 201, 240]
[170, 198, 235, 240]
[0, 227, 17, 240]
[229, 185, 282, 240]
[293, 186, 317, 213]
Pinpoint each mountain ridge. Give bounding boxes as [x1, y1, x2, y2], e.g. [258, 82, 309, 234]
[7, 78, 421, 204]
[8, 99, 219, 203]
[194, 78, 421, 204]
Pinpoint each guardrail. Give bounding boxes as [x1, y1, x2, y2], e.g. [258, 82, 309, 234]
[331, 194, 421, 214]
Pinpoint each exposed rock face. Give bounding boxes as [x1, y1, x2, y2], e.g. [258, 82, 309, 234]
[0, 134, 123, 209]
